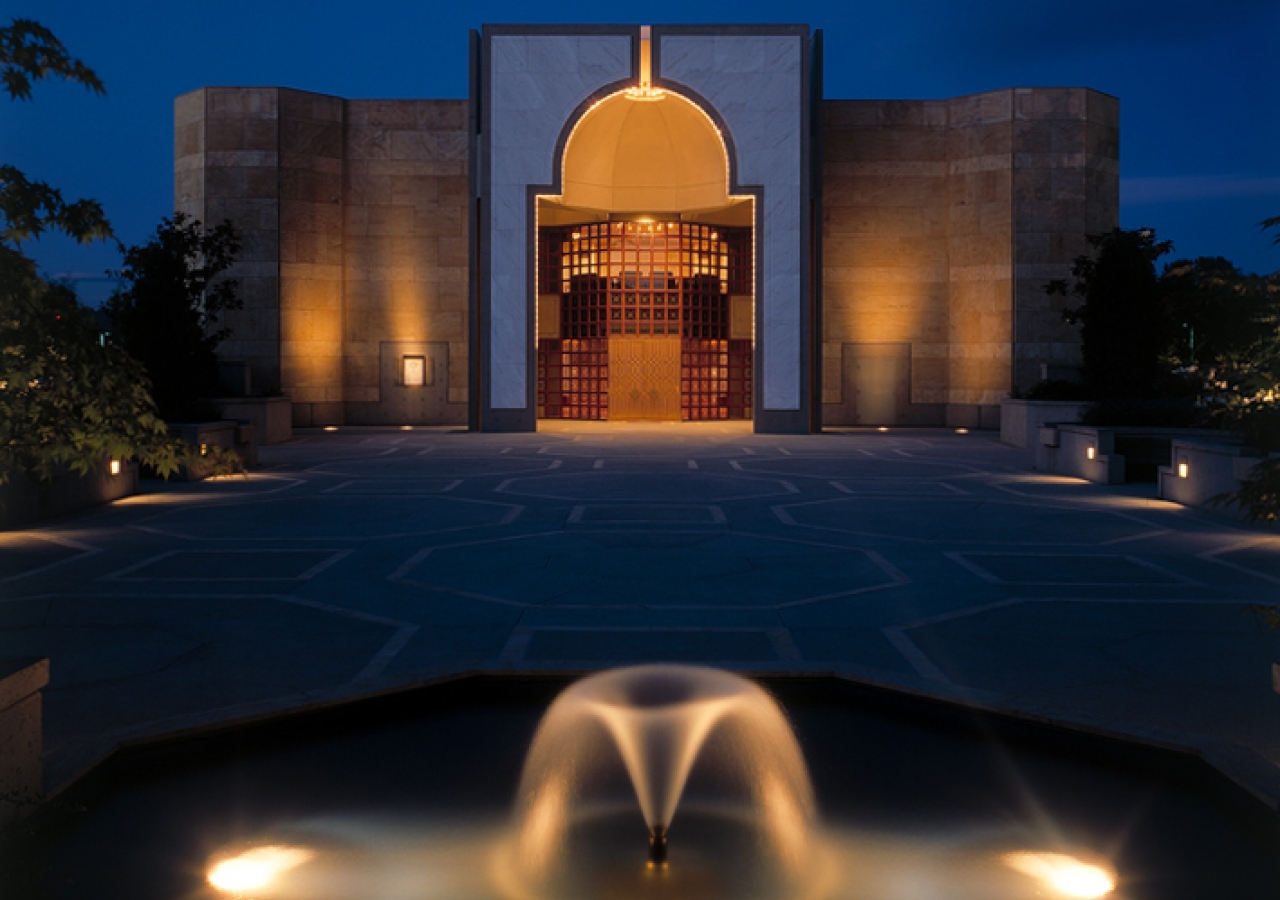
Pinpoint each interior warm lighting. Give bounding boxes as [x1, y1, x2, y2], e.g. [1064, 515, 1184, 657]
[1004, 852, 1115, 898]
[877, 426, 889, 433]
[109, 459, 121, 475]
[625, 26, 665, 101]
[955, 428, 969, 435]
[1178, 461, 1188, 478]
[401, 425, 413, 431]
[207, 846, 313, 893]
[200, 443, 208, 456]
[1086, 446, 1095, 460]
[323, 425, 339, 432]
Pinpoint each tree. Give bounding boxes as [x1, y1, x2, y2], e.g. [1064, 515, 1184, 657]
[0, 263, 186, 483]
[106, 213, 243, 421]
[1047, 227, 1174, 401]
[0, 19, 239, 489]
[1160, 256, 1280, 397]
[0, 18, 111, 265]
[1263, 215, 1280, 247]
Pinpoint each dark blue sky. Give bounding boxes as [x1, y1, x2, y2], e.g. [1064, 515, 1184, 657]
[6, 1, 1278, 304]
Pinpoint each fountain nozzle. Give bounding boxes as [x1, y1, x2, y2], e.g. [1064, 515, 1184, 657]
[648, 826, 669, 867]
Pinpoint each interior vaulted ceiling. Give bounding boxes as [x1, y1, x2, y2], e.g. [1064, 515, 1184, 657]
[559, 90, 731, 213]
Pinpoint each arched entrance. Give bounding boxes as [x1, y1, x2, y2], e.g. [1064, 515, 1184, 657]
[535, 87, 754, 422]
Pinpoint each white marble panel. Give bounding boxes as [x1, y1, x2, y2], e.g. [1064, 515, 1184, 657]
[661, 33, 804, 411]
[486, 34, 631, 410]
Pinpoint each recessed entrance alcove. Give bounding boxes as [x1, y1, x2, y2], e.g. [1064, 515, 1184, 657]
[536, 87, 754, 422]
[475, 25, 815, 433]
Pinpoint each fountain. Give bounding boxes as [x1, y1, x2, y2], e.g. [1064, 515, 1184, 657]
[9, 667, 1280, 899]
[495, 664, 832, 900]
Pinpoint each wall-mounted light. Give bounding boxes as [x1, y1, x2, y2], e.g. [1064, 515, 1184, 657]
[402, 355, 427, 387]
[1178, 461, 1188, 479]
[109, 459, 121, 475]
[955, 428, 969, 435]
[200, 443, 208, 457]
[1086, 446, 1096, 461]
[323, 425, 339, 432]
[877, 426, 890, 433]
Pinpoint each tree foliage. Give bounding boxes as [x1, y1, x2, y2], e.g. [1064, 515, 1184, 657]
[1263, 215, 1280, 247]
[0, 18, 103, 101]
[1161, 256, 1280, 396]
[0, 261, 186, 483]
[0, 20, 241, 488]
[106, 213, 243, 421]
[1047, 228, 1174, 401]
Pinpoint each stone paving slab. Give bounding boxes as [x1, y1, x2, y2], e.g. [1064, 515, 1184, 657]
[1, 422, 1278, 810]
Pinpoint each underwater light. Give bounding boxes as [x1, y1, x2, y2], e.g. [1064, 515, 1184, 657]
[208, 845, 313, 893]
[1004, 851, 1115, 898]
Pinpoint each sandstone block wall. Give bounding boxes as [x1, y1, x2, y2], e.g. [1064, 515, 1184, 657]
[174, 89, 470, 427]
[176, 88, 283, 396]
[1012, 89, 1120, 392]
[822, 99, 950, 424]
[821, 88, 1118, 427]
[179, 82, 1114, 431]
[343, 100, 470, 425]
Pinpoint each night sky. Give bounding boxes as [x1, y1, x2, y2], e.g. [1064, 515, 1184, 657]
[6, 0, 1278, 305]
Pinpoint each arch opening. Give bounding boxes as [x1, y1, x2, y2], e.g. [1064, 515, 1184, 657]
[536, 88, 755, 422]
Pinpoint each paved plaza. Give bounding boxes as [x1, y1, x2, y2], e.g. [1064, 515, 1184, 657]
[2, 424, 1279, 806]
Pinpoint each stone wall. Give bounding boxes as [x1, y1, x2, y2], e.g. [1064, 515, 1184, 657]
[175, 89, 470, 427]
[278, 90, 345, 426]
[821, 99, 950, 425]
[343, 100, 470, 425]
[179, 80, 1115, 431]
[820, 88, 1118, 427]
[1012, 89, 1120, 393]
[176, 88, 283, 396]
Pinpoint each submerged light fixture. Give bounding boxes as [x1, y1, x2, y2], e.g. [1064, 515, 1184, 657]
[207, 845, 313, 894]
[1003, 851, 1115, 898]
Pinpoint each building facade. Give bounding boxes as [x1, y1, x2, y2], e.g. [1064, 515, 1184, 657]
[174, 24, 1118, 432]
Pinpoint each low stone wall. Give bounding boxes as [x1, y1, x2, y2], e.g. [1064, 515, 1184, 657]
[1037, 424, 1125, 483]
[1158, 439, 1271, 509]
[167, 421, 257, 479]
[1036, 425, 1228, 485]
[0, 463, 138, 530]
[0, 658, 49, 827]
[999, 398, 1090, 449]
[214, 396, 292, 445]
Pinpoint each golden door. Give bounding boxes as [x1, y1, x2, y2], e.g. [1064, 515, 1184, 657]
[608, 338, 681, 420]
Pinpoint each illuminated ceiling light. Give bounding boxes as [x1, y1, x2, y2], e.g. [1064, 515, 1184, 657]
[109, 459, 121, 475]
[626, 25, 665, 101]
[624, 84, 666, 101]
[1003, 852, 1115, 898]
[208, 846, 314, 894]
